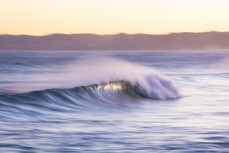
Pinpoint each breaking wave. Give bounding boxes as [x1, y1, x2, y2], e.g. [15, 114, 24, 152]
[0, 57, 180, 111]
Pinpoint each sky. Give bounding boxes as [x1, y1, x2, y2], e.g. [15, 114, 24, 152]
[0, 0, 229, 35]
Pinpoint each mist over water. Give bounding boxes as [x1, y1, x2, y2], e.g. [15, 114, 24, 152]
[0, 50, 229, 152]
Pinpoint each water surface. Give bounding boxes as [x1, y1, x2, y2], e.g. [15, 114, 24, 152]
[0, 50, 229, 152]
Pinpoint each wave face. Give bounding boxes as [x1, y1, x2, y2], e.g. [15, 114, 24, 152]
[0, 82, 142, 112]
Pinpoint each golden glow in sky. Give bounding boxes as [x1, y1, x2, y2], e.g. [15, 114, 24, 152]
[1, 0, 229, 35]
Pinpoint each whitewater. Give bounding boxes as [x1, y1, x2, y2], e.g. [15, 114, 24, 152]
[0, 50, 229, 152]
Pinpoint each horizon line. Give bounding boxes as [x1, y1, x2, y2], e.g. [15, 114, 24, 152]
[1, 31, 229, 37]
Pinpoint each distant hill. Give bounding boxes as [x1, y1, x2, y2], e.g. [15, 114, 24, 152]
[0, 32, 229, 50]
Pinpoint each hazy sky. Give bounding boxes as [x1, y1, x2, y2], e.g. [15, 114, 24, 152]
[1, 0, 229, 35]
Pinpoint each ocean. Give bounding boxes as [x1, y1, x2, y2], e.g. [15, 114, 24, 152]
[0, 50, 228, 152]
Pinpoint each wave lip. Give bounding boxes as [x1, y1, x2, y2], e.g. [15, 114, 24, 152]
[134, 75, 180, 100]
